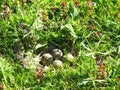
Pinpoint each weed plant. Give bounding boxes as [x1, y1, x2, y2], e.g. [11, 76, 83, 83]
[0, 0, 120, 89]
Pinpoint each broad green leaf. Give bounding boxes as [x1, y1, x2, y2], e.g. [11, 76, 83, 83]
[61, 24, 77, 38]
[73, 6, 79, 20]
[35, 43, 47, 49]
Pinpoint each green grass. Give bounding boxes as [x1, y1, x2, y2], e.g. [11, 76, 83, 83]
[0, 0, 120, 89]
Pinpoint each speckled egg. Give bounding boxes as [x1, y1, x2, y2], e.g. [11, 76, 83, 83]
[52, 49, 63, 59]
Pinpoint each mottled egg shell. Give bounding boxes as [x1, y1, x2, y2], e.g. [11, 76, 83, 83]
[62, 53, 74, 62]
[41, 53, 53, 65]
[53, 60, 62, 68]
[52, 49, 63, 59]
